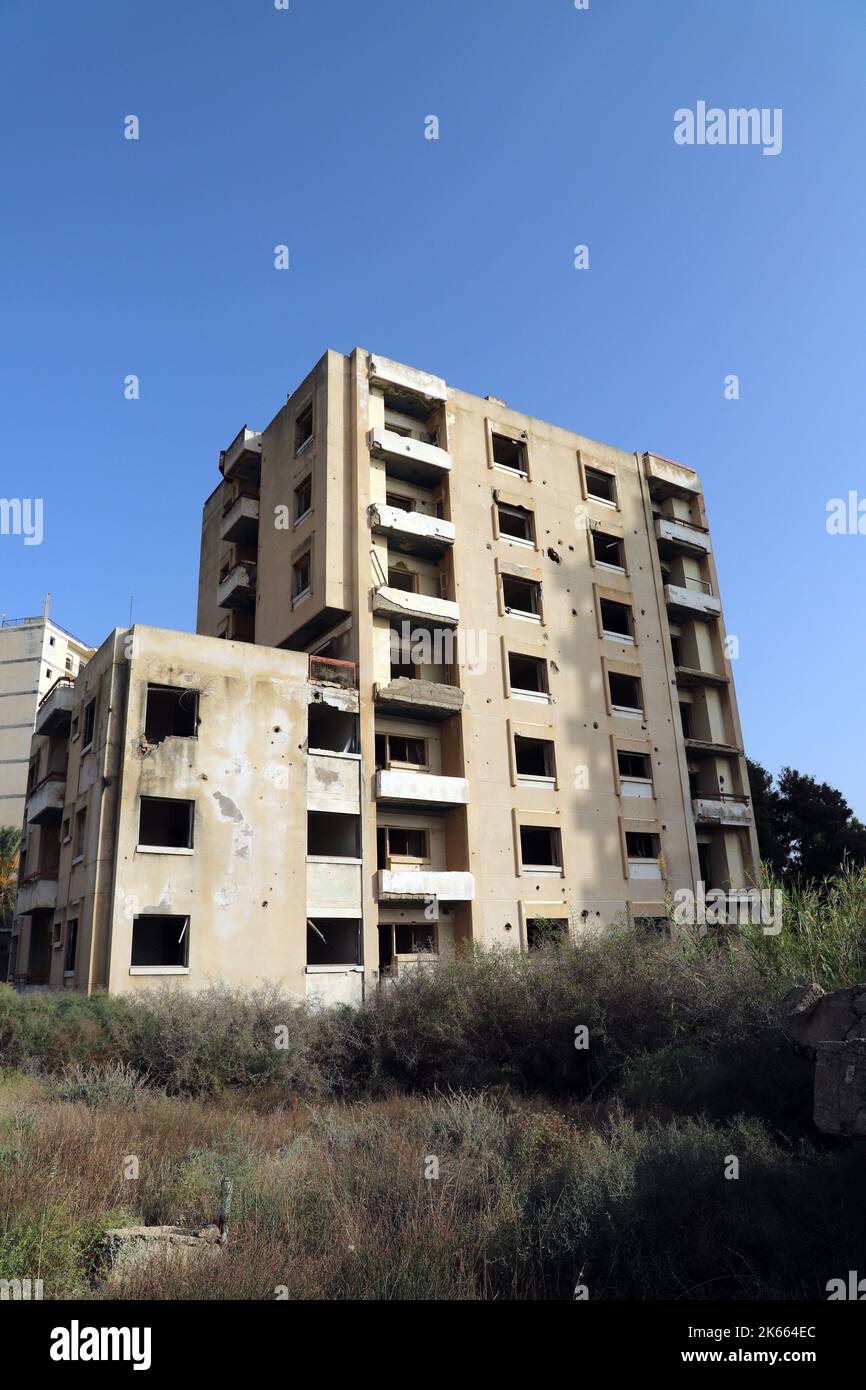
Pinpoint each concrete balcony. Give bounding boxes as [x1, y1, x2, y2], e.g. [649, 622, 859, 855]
[374, 678, 464, 721]
[17, 873, 58, 915]
[644, 452, 701, 499]
[692, 796, 753, 828]
[307, 858, 363, 916]
[377, 869, 475, 902]
[218, 562, 257, 611]
[368, 354, 448, 404]
[675, 665, 729, 690]
[369, 502, 455, 558]
[35, 680, 75, 737]
[307, 752, 361, 815]
[654, 516, 711, 556]
[220, 427, 262, 485]
[371, 586, 459, 628]
[368, 428, 452, 487]
[685, 737, 743, 759]
[26, 774, 66, 826]
[221, 492, 260, 544]
[664, 583, 722, 621]
[374, 769, 469, 808]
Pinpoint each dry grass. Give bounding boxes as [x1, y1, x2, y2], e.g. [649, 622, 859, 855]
[1, 1072, 862, 1301]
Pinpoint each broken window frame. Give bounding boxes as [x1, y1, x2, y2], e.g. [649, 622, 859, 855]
[81, 699, 96, 751]
[497, 501, 536, 546]
[625, 831, 660, 863]
[585, 465, 618, 507]
[294, 475, 312, 524]
[293, 551, 312, 603]
[599, 597, 635, 643]
[294, 400, 314, 455]
[491, 432, 529, 477]
[507, 651, 550, 700]
[608, 671, 643, 716]
[518, 824, 563, 875]
[375, 732, 429, 771]
[514, 734, 557, 785]
[130, 914, 190, 972]
[137, 796, 196, 853]
[63, 917, 78, 976]
[502, 574, 542, 621]
[144, 684, 199, 742]
[379, 824, 430, 865]
[592, 529, 625, 571]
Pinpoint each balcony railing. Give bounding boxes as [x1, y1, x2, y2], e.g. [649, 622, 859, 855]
[220, 491, 260, 544]
[219, 427, 262, 484]
[217, 562, 257, 610]
[26, 773, 67, 825]
[34, 678, 77, 737]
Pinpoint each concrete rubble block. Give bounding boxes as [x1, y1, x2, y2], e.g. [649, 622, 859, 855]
[101, 1225, 223, 1279]
[780, 982, 866, 1052]
[814, 1040, 866, 1136]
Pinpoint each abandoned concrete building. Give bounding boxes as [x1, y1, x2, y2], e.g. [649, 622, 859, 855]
[10, 349, 759, 1001]
[0, 606, 92, 828]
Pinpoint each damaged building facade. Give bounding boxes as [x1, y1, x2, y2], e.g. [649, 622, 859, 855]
[11, 349, 759, 1002]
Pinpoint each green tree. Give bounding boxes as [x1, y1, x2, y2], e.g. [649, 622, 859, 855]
[0, 826, 21, 927]
[747, 760, 866, 885]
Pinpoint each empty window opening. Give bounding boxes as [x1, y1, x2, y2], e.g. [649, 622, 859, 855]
[519, 825, 562, 872]
[295, 476, 312, 522]
[307, 811, 361, 859]
[386, 491, 415, 512]
[515, 735, 556, 781]
[389, 626, 418, 680]
[626, 832, 659, 861]
[131, 915, 189, 969]
[74, 808, 86, 859]
[395, 924, 435, 955]
[670, 636, 682, 666]
[138, 797, 194, 850]
[295, 402, 314, 454]
[508, 652, 549, 697]
[378, 825, 430, 864]
[82, 699, 96, 749]
[306, 918, 361, 967]
[585, 467, 617, 505]
[293, 551, 312, 600]
[502, 575, 541, 618]
[679, 702, 693, 738]
[376, 733, 428, 769]
[64, 918, 78, 976]
[633, 916, 667, 934]
[600, 598, 634, 641]
[492, 433, 528, 475]
[526, 917, 567, 951]
[145, 685, 199, 742]
[387, 565, 417, 593]
[498, 502, 535, 544]
[608, 672, 643, 714]
[618, 750, 652, 780]
[308, 702, 358, 754]
[592, 531, 624, 569]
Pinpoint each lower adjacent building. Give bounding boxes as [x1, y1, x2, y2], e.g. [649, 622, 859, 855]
[11, 349, 760, 999]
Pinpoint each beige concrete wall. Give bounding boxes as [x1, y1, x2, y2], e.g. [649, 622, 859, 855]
[0, 617, 91, 830]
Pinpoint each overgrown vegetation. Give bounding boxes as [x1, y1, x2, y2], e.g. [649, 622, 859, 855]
[0, 868, 863, 1300]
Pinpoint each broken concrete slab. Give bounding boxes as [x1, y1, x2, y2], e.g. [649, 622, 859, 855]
[780, 983, 866, 1053]
[814, 1040, 866, 1136]
[101, 1225, 223, 1279]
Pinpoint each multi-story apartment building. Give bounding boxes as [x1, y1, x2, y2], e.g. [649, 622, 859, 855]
[11, 349, 758, 1000]
[196, 348, 759, 984]
[0, 607, 92, 829]
[10, 626, 363, 998]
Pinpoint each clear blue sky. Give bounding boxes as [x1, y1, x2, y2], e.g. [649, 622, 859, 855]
[1, 0, 864, 813]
